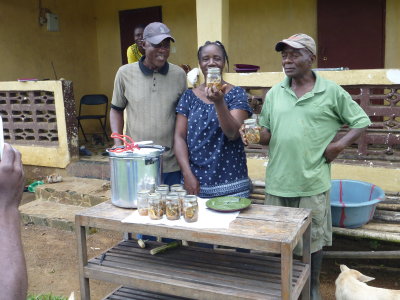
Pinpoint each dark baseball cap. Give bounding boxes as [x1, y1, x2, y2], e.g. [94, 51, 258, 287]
[275, 33, 316, 55]
[143, 22, 175, 44]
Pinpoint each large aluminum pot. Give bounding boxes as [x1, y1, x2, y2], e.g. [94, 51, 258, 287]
[108, 145, 164, 208]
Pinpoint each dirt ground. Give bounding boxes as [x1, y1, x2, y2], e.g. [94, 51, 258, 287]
[22, 224, 400, 300]
[21, 189, 399, 300]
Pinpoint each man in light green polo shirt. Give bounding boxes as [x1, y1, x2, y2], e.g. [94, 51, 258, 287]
[241, 34, 371, 300]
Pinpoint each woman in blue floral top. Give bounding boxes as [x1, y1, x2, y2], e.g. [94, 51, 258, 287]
[174, 41, 252, 198]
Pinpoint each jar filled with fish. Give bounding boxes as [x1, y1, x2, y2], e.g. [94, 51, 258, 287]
[166, 194, 180, 220]
[206, 67, 222, 89]
[183, 195, 199, 223]
[155, 186, 168, 215]
[243, 118, 260, 144]
[137, 190, 150, 216]
[176, 189, 187, 215]
[148, 193, 163, 220]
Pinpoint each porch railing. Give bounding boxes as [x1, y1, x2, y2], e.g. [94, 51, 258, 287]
[244, 84, 400, 162]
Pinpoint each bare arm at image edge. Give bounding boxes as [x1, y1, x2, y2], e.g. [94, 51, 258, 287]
[0, 144, 28, 300]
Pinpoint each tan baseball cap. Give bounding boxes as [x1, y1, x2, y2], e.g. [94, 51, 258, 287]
[143, 22, 175, 44]
[275, 33, 316, 55]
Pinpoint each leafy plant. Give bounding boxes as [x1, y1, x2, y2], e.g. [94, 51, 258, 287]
[27, 294, 68, 300]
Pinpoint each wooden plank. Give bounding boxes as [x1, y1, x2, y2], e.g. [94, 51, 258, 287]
[238, 205, 310, 223]
[300, 221, 311, 300]
[252, 188, 266, 195]
[249, 194, 264, 202]
[97, 246, 287, 288]
[362, 222, 400, 233]
[294, 264, 310, 300]
[323, 250, 400, 259]
[332, 227, 400, 243]
[87, 265, 281, 300]
[87, 240, 309, 300]
[280, 243, 293, 300]
[377, 203, 400, 211]
[251, 180, 265, 188]
[374, 209, 400, 223]
[75, 221, 90, 300]
[104, 286, 193, 299]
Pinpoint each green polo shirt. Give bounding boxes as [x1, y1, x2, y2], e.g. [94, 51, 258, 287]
[259, 72, 371, 197]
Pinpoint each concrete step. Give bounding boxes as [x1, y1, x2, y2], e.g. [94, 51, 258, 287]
[34, 176, 111, 206]
[21, 176, 112, 231]
[66, 159, 110, 180]
[20, 200, 83, 231]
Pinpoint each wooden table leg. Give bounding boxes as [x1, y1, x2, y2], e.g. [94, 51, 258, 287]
[301, 221, 311, 300]
[281, 243, 293, 300]
[75, 217, 90, 300]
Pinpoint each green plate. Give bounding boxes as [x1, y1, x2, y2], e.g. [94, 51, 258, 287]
[206, 197, 252, 212]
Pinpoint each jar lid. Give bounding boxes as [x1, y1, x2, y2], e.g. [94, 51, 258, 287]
[166, 194, 179, 200]
[155, 189, 168, 195]
[207, 67, 220, 73]
[244, 118, 257, 125]
[148, 193, 160, 200]
[184, 195, 197, 201]
[138, 190, 150, 195]
[176, 189, 187, 195]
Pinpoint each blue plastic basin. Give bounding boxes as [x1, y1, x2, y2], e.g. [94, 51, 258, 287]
[330, 180, 385, 228]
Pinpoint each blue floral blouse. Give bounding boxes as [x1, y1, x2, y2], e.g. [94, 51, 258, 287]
[176, 86, 252, 198]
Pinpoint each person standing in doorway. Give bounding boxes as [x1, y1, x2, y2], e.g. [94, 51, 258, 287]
[240, 33, 371, 299]
[111, 22, 187, 185]
[126, 24, 145, 64]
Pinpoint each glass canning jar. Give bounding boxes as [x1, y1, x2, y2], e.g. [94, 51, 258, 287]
[243, 118, 261, 144]
[183, 195, 199, 223]
[148, 193, 163, 220]
[206, 67, 222, 89]
[137, 190, 150, 216]
[155, 187, 168, 215]
[166, 194, 180, 220]
[176, 189, 187, 214]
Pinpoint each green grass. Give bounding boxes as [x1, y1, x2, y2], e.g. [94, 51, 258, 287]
[27, 294, 68, 300]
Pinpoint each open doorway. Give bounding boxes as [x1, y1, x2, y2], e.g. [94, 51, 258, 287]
[119, 6, 162, 65]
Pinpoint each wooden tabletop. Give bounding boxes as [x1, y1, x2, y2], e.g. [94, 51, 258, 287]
[76, 201, 311, 253]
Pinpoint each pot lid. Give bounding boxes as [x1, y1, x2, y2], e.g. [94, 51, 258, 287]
[107, 145, 165, 158]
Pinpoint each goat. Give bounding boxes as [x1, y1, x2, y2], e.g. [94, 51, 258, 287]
[335, 264, 400, 300]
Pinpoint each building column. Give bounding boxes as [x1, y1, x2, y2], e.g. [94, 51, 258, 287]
[196, 0, 229, 52]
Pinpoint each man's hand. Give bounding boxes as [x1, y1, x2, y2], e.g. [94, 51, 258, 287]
[0, 143, 24, 210]
[324, 128, 367, 163]
[324, 142, 345, 163]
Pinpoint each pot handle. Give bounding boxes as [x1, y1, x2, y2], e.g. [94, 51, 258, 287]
[145, 157, 158, 165]
[139, 145, 170, 152]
